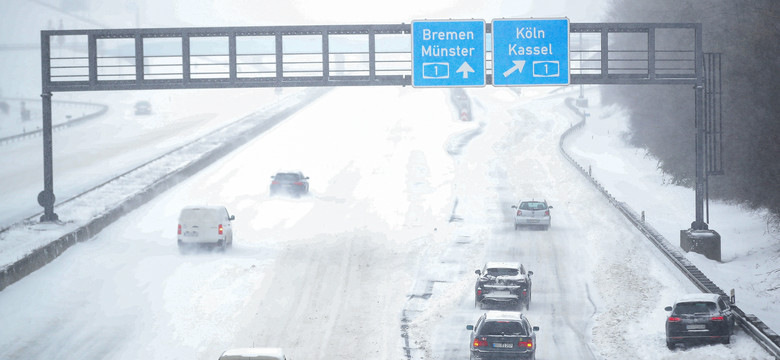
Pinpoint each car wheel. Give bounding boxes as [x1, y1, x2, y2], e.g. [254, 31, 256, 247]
[525, 299, 530, 311]
[722, 336, 730, 345]
[514, 224, 519, 230]
[666, 340, 675, 350]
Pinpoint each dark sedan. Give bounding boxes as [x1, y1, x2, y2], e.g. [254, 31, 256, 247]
[665, 293, 735, 349]
[467, 311, 539, 360]
[270, 172, 309, 197]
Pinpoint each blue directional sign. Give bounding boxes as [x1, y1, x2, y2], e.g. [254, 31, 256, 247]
[492, 18, 569, 86]
[412, 20, 485, 87]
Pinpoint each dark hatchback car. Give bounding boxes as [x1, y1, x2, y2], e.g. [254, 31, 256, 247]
[467, 311, 539, 360]
[270, 172, 309, 197]
[665, 293, 735, 349]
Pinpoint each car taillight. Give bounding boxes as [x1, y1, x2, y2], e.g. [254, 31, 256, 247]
[518, 340, 533, 348]
[294, 181, 303, 185]
[668, 317, 681, 322]
[272, 181, 279, 184]
[477, 289, 482, 296]
[517, 210, 522, 216]
[544, 210, 550, 216]
[473, 338, 488, 347]
[711, 316, 724, 321]
[178, 224, 181, 235]
[218, 224, 223, 235]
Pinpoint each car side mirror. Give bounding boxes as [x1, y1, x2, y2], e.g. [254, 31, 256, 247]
[475, 270, 481, 275]
[466, 325, 474, 330]
[664, 306, 673, 312]
[305, 177, 310, 180]
[511, 205, 517, 209]
[533, 326, 539, 331]
[528, 271, 533, 276]
[270, 175, 275, 179]
[548, 205, 553, 209]
[229, 215, 235, 221]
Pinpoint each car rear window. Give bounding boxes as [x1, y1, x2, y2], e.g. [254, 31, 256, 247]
[479, 321, 528, 336]
[486, 268, 519, 277]
[673, 301, 718, 315]
[519, 202, 546, 210]
[274, 173, 300, 181]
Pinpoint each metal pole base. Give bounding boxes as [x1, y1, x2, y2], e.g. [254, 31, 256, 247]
[680, 228, 721, 262]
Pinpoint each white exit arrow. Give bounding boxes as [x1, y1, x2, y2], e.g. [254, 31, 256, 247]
[502, 60, 526, 77]
[456, 62, 475, 79]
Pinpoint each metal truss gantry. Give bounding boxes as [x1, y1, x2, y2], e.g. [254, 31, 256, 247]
[38, 23, 720, 232]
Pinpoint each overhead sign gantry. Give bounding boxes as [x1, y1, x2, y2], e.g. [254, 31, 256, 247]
[38, 21, 719, 242]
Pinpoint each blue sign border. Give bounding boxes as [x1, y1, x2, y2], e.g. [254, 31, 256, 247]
[492, 18, 570, 86]
[411, 20, 486, 87]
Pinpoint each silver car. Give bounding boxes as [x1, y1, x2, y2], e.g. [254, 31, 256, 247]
[512, 200, 552, 231]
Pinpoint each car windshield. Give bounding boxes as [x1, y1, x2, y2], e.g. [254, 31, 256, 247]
[486, 268, 519, 276]
[519, 202, 546, 210]
[673, 301, 718, 315]
[479, 321, 528, 336]
[274, 173, 301, 181]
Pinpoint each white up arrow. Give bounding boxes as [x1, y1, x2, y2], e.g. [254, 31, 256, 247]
[502, 60, 526, 77]
[456, 62, 475, 79]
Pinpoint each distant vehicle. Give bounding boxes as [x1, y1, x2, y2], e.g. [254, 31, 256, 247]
[177, 205, 234, 251]
[270, 172, 309, 197]
[475, 262, 533, 310]
[134, 100, 152, 115]
[218, 347, 288, 360]
[466, 310, 539, 360]
[512, 200, 552, 230]
[665, 293, 736, 349]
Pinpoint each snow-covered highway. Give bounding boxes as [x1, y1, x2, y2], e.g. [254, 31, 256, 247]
[0, 86, 773, 359]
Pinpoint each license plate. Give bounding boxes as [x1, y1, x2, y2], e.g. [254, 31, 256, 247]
[527, 219, 539, 223]
[686, 324, 706, 330]
[184, 231, 198, 237]
[492, 343, 513, 348]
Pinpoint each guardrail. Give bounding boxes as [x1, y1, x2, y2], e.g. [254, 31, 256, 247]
[559, 97, 780, 359]
[0, 98, 108, 145]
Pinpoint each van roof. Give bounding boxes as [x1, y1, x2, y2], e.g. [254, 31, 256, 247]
[181, 205, 226, 211]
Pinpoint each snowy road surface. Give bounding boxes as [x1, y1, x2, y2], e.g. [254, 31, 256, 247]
[0, 88, 300, 227]
[0, 87, 772, 359]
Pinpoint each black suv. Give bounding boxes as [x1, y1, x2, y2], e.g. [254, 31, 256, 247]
[474, 262, 533, 310]
[467, 311, 539, 360]
[270, 172, 309, 197]
[665, 293, 735, 349]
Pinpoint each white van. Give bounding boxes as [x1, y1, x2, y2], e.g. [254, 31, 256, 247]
[177, 205, 234, 250]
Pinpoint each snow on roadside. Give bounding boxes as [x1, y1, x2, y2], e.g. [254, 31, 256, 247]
[567, 87, 780, 352]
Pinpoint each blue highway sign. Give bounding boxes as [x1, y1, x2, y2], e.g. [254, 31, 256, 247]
[492, 18, 569, 86]
[412, 20, 485, 87]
